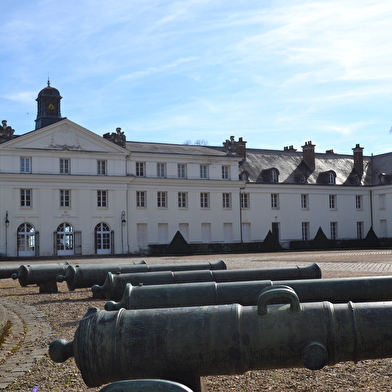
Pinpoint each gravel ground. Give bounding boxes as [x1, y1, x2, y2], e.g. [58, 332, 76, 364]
[2, 250, 392, 391]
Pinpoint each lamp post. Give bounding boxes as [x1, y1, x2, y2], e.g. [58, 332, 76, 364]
[121, 211, 126, 254]
[4, 211, 9, 257]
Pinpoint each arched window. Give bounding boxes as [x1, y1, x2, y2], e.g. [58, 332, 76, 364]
[95, 222, 112, 255]
[56, 222, 74, 255]
[17, 223, 35, 256]
[270, 169, 279, 183]
[328, 172, 336, 185]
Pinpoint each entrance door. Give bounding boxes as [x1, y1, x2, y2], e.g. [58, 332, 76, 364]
[17, 223, 36, 257]
[95, 222, 111, 255]
[56, 222, 74, 256]
[272, 222, 280, 241]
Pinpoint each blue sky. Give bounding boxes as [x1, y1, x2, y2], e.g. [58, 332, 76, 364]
[2, 0, 392, 156]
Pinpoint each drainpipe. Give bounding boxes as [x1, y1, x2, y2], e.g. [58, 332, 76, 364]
[239, 188, 245, 243]
[370, 189, 373, 230]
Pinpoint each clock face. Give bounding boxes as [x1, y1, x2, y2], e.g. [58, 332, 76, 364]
[47, 102, 56, 111]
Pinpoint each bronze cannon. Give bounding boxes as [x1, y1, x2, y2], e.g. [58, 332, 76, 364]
[106, 275, 392, 310]
[11, 262, 71, 293]
[92, 262, 321, 300]
[58, 260, 226, 291]
[11, 260, 144, 293]
[49, 286, 392, 391]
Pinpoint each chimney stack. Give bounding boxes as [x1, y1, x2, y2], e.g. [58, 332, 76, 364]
[237, 137, 247, 159]
[352, 143, 364, 174]
[302, 141, 315, 170]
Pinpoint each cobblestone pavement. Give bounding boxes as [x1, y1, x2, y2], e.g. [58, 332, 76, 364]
[0, 301, 51, 389]
[2, 249, 392, 388]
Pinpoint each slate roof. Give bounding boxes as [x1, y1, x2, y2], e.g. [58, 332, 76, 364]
[122, 138, 392, 187]
[125, 141, 232, 157]
[240, 148, 373, 186]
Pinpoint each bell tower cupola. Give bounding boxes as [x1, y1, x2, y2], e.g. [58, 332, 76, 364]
[35, 79, 65, 129]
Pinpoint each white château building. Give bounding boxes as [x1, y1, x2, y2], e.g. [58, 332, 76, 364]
[1, 82, 392, 257]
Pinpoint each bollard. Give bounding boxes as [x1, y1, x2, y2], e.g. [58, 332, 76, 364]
[106, 275, 392, 310]
[93, 263, 321, 300]
[49, 286, 392, 391]
[58, 260, 226, 291]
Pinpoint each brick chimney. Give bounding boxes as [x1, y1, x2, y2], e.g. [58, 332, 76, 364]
[302, 141, 315, 170]
[237, 137, 247, 159]
[352, 143, 364, 174]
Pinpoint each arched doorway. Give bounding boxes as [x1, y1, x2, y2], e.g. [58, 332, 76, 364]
[95, 222, 112, 255]
[17, 223, 36, 257]
[56, 222, 74, 256]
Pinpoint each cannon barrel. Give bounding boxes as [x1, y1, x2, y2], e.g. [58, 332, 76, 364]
[50, 287, 392, 390]
[0, 264, 21, 279]
[98, 380, 194, 392]
[93, 263, 321, 300]
[11, 262, 70, 287]
[107, 275, 392, 310]
[58, 260, 226, 291]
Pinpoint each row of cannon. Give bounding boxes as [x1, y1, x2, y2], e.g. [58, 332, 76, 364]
[4, 258, 392, 391]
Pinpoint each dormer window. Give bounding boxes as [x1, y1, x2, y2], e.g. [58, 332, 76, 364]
[317, 170, 336, 185]
[239, 171, 249, 181]
[260, 168, 279, 183]
[379, 173, 392, 185]
[294, 174, 307, 184]
[328, 172, 335, 184]
[270, 169, 278, 183]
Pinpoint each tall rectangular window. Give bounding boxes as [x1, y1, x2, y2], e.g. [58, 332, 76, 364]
[136, 162, 145, 177]
[60, 158, 70, 174]
[97, 160, 106, 175]
[178, 164, 187, 178]
[200, 165, 208, 179]
[330, 222, 337, 240]
[301, 194, 308, 209]
[240, 193, 249, 208]
[20, 157, 31, 173]
[270, 170, 278, 183]
[329, 195, 336, 209]
[379, 194, 386, 210]
[20, 189, 32, 207]
[222, 193, 232, 208]
[157, 191, 167, 208]
[222, 165, 229, 179]
[60, 190, 70, 207]
[302, 222, 309, 241]
[271, 194, 279, 209]
[136, 191, 146, 207]
[357, 221, 364, 239]
[178, 192, 188, 208]
[157, 163, 166, 178]
[200, 192, 210, 208]
[97, 190, 108, 207]
[355, 195, 362, 209]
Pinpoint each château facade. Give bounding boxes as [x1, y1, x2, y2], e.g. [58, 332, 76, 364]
[1, 83, 392, 257]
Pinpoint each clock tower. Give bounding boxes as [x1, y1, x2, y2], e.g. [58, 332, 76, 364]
[35, 80, 65, 130]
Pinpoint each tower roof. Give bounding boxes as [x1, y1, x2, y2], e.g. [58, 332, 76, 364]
[37, 79, 61, 98]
